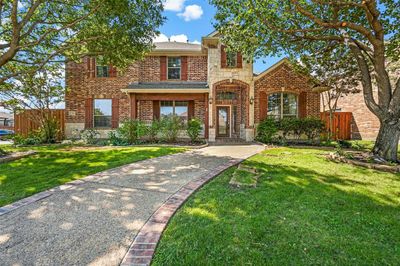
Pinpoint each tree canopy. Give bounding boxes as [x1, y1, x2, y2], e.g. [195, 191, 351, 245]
[0, 0, 164, 84]
[212, 0, 400, 161]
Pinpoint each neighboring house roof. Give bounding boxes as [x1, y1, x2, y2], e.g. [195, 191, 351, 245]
[122, 81, 209, 93]
[0, 111, 13, 120]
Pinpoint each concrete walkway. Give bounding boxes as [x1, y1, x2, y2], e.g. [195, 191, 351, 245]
[0, 144, 264, 266]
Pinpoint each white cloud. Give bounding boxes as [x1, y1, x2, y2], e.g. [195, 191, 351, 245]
[153, 33, 201, 44]
[163, 0, 186, 11]
[153, 33, 169, 42]
[170, 34, 188, 42]
[178, 5, 203, 21]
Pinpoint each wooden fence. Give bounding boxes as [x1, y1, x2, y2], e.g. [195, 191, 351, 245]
[14, 109, 65, 139]
[320, 112, 352, 140]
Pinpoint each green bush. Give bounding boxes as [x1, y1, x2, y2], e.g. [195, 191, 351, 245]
[160, 115, 183, 143]
[256, 118, 278, 143]
[13, 131, 42, 146]
[80, 128, 100, 144]
[147, 120, 161, 143]
[0, 148, 7, 156]
[187, 118, 202, 143]
[117, 119, 146, 145]
[40, 118, 60, 143]
[257, 117, 325, 144]
[302, 118, 325, 142]
[108, 130, 128, 146]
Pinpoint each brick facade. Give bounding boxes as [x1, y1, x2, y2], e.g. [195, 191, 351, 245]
[254, 61, 320, 124]
[65, 39, 321, 142]
[335, 86, 380, 140]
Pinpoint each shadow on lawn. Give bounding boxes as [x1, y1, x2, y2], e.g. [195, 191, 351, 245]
[0, 147, 180, 206]
[153, 158, 400, 265]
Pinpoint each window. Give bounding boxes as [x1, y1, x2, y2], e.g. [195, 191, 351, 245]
[226, 52, 237, 67]
[267, 93, 298, 119]
[96, 65, 109, 77]
[217, 91, 237, 100]
[160, 101, 188, 122]
[168, 57, 181, 80]
[94, 99, 112, 127]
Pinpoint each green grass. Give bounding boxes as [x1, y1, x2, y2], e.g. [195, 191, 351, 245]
[231, 168, 257, 186]
[0, 145, 184, 206]
[153, 147, 400, 265]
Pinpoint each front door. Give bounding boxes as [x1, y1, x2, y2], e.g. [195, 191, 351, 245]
[217, 106, 230, 137]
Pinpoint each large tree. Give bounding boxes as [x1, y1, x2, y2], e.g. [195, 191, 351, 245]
[211, 0, 400, 161]
[0, 0, 164, 84]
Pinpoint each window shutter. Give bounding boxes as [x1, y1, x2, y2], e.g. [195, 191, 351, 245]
[188, 100, 195, 120]
[237, 53, 243, 68]
[299, 92, 307, 118]
[153, 100, 160, 119]
[109, 65, 117, 78]
[259, 92, 268, 121]
[221, 45, 227, 68]
[160, 56, 167, 81]
[86, 57, 91, 78]
[111, 98, 119, 128]
[91, 57, 96, 78]
[181, 56, 188, 81]
[85, 98, 93, 128]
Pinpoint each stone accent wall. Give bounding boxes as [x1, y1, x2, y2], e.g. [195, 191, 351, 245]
[254, 62, 320, 124]
[188, 56, 207, 81]
[335, 87, 380, 140]
[207, 43, 255, 141]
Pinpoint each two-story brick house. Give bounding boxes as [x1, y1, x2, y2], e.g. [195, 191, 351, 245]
[65, 32, 320, 142]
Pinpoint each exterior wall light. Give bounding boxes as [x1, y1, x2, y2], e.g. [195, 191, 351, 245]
[249, 96, 254, 105]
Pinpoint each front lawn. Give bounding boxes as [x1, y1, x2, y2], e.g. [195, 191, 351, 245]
[153, 147, 400, 265]
[0, 145, 184, 206]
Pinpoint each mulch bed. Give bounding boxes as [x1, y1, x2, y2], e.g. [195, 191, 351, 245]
[0, 150, 36, 164]
[327, 151, 400, 173]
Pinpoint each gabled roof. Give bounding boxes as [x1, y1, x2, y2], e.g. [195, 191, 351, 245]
[254, 58, 292, 81]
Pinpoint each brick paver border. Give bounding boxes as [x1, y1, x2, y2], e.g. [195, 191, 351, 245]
[120, 158, 243, 266]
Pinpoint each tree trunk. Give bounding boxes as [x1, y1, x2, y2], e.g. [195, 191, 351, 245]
[373, 121, 400, 162]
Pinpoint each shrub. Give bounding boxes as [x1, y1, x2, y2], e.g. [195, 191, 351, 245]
[80, 128, 100, 144]
[40, 117, 60, 143]
[303, 118, 325, 142]
[108, 130, 128, 146]
[256, 118, 278, 143]
[187, 118, 202, 143]
[117, 119, 146, 145]
[147, 120, 161, 143]
[13, 131, 42, 146]
[160, 115, 183, 143]
[279, 118, 296, 140]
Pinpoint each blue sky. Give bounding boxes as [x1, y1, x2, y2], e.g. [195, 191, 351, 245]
[158, 0, 284, 74]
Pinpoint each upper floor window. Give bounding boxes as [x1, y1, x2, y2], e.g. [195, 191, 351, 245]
[94, 99, 112, 127]
[168, 57, 181, 80]
[96, 65, 110, 78]
[267, 93, 298, 119]
[226, 52, 237, 68]
[217, 91, 237, 100]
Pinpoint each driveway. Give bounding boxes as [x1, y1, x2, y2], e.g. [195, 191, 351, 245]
[0, 144, 264, 266]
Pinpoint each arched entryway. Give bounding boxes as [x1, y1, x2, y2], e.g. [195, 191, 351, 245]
[211, 79, 250, 139]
